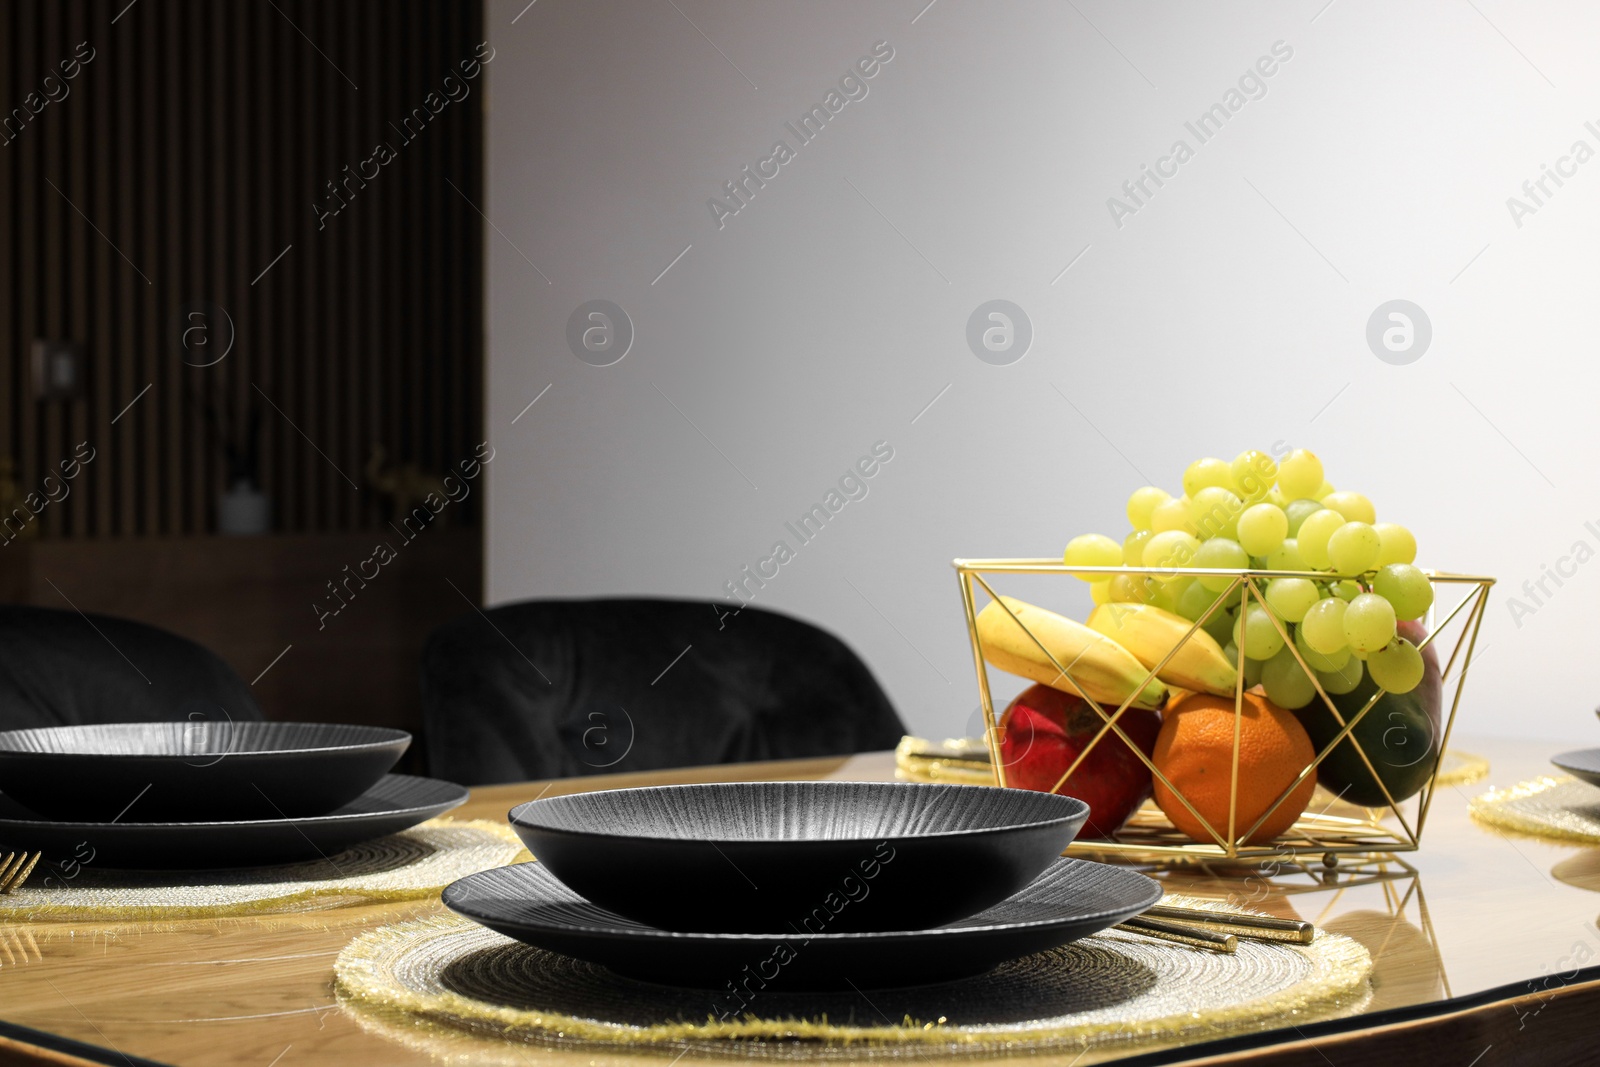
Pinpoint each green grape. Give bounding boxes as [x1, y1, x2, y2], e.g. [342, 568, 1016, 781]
[1326, 521, 1381, 575]
[1315, 655, 1364, 695]
[1372, 563, 1433, 620]
[1189, 486, 1243, 540]
[1183, 457, 1235, 498]
[1314, 480, 1336, 500]
[1231, 450, 1278, 503]
[1266, 538, 1307, 572]
[1343, 592, 1397, 653]
[1330, 579, 1362, 601]
[1108, 572, 1160, 604]
[1234, 603, 1286, 660]
[1368, 637, 1424, 693]
[1064, 533, 1122, 580]
[1143, 530, 1200, 577]
[1176, 579, 1221, 622]
[1148, 580, 1181, 612]
[1300, 597, 1349, 655]
[1277, 449, 1324, 500]
[1193, 537, 1249, 591]
[1264, 577, 1319, 622]
[1127, 486, 1172, 532]
[1151, 496, 1198, 535]
[1294, 620, 1350, 671]
[1349, 645, 1370, 661]
[1202, 604, 1237, 647]
[1261, 645, 1317, 708]
[1266, 487, 1289, 507]
[1123, 529, 1153, 567]
[1237, 503, 1288, 557]
[1374, 523, 1417, 567]
[1296, 509, 1346, 569]
[1284, 498, 1324, 537]
[1321, 490, 1376, 525]
[1225, 638, 1265, 687]
[1090, 579, 1113, 605]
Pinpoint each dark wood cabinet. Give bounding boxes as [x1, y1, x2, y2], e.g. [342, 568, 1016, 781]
[0, 530, 481, 761]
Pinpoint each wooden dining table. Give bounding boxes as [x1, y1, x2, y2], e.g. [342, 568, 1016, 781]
[1, 734, 1597, 1067]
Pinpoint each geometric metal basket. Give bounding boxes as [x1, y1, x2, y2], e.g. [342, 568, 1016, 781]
[955, 559, 1495, 863]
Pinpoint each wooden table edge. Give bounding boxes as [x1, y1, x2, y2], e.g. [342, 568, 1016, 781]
[1115, 969, 1600, 1066]
[0, 1018, 166, 1067]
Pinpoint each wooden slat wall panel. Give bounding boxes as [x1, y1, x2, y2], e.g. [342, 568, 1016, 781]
[112, 2, 135, 537]
[39, 0, 60, 540]
[0, 5, 12, 523]
[16, 2, 39, 540]
[86, 0, 110, 538]
[1, 0, 484, 539]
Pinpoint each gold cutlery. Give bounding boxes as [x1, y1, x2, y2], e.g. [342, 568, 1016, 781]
[0, 851, 42, 894]
[1116, 914, 1238, 952]
[1113, 902, 1315, 954]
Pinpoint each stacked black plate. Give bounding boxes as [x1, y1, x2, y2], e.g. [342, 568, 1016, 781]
[0, 722, 466, 868]
[444, 781, 1161, 989]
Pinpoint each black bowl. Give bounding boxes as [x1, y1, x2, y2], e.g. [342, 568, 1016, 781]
[507, 781, 1089, 933]
[1553, 749, 1600, 787]
[0, 722, 410, 821]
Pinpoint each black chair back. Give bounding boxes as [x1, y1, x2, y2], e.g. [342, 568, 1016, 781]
[0, 605, 263, 731]
[420, 598, 905, 784]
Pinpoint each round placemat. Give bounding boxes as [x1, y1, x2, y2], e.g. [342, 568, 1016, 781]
[0, 819, 527, 920]
[335, 900, 1371, 1059]
[1471, 775, 1600, 844]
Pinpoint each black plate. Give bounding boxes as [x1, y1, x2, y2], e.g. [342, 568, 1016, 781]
[508, 781, 1089, 933]
[1553, 749, 1600, 787]
[443, 857, 1160, 989]
[0, 773, 466, 869]
[0, 722, 410, 821]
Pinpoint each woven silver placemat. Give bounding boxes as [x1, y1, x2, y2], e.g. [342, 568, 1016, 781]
[336, 900, 1372, 1060]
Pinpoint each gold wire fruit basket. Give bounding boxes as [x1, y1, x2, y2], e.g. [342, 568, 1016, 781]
[955, 559, 1494, 862]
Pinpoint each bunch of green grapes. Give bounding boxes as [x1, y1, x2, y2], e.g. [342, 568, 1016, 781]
[1062, 448, 1433, 703]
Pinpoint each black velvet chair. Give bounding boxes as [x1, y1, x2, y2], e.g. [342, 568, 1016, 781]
[0, 605, 263, 730]
[420, 598, 906, 785]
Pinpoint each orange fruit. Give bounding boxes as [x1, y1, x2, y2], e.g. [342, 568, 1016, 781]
[1151, 689, 1316, 845]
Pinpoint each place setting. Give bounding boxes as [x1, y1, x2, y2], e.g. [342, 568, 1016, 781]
[334, 779, 1372, 1057]
[0, 721, 523, 919]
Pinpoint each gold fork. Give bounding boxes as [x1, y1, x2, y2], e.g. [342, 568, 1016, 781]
[1113, 903, 1315, 954]
[0, 852, 42, 894]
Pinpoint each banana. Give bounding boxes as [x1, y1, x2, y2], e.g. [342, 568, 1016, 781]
[1086, 602, 1237, 696]
[975, 596, 1167, 709]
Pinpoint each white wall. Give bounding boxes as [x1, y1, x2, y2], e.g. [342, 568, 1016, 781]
[484, 0, 1600, 745]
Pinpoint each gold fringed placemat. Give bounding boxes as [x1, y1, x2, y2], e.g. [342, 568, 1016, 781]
[1470, 775, 1600, 844]
[334, 899, 1371, 1060]
[1437, 750, 1491, 788]
[0, 819, 527, 921]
